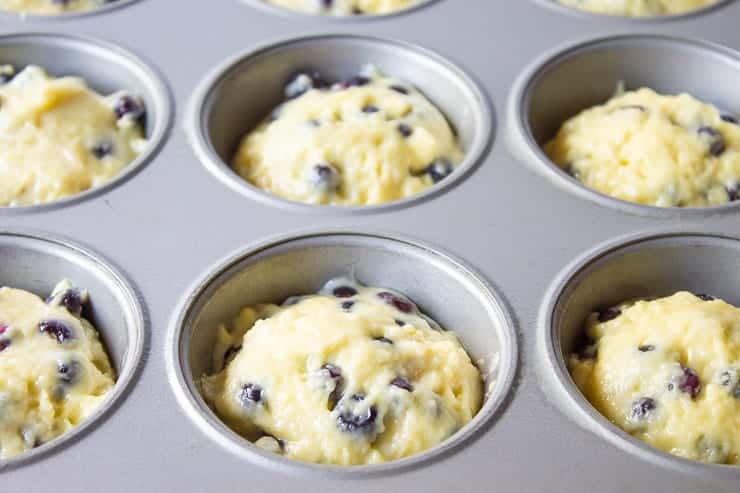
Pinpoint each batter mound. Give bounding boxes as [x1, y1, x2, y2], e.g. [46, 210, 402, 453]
[267, 0, 418, 15]
[0, 280, 115, 460]
[0, 0, 119, 14]
[201, 277, 483, 465]
[0, 65, 147, 207]
[570, 292, 740, 465]
[545, 88, 740, 208]
[557, 0, 717, 16]
[232, 66, 463, 206]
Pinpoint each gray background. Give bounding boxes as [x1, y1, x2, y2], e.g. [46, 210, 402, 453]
[2, 0, 740, 491]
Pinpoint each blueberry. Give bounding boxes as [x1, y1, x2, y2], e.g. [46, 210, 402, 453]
[362, 105, 380, 114]
[697, 126, 726, 157]
[113, 95, 145, 122]
[424, 158, 454, 184]
[597, 307, 621, 323]
[390, 377, 413, 392]
[91, 140, 114, 159]
[630, 397, 656, 421]
[397, 123, 413, 138]
[669, 367, 701, 398]
[336, 395, 377, 434]
[48, 288, 85, 316]
[389, 85, 409, 95]
[322, 364, 344, 410]
[38, 320, 73, 344]
[377, 291, 415, 313]
[695, 293, 716, 301]
[238, 383, 264, 407]
[373, 336, 393, 344]
[58, 360, 80, 385]
[727, 184, 740, 202]
[332, 286, 357, 298]
[719, 369, 740, 399]
[223, 345, 242, 364]
[341, 75, 370, 88]
[721, 114, 738, 124]
[638, 345, 655, 352]
[0, 339, 9, 352]
[309, 162, 340, 192]
[341, 301, 355, 311]
[394, 319, 405, 327]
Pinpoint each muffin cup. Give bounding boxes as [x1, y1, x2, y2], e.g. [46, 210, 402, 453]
[0, 32, 172, 214]
[238, 0, 440, 20]
[185, 34, 493, 214]
[0, 0, 143, 20]
[507, 34, 740, 217]
[0, 229, 146, 470]
[533, 0, 736, 20]
[167, 230, 517, 477]
[538, 231, 740, 482]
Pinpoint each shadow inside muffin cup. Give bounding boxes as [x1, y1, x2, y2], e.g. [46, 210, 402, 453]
[0, 32, 171, 214]
[167, 231, 517, 476]
[238, 0, 440, 20]
[538, 232, 740, 480]
[0, 230, 145, 470]
[186, 34, 493, 214]
[507, 34, 740, 217]
[534, 0, 736, 21]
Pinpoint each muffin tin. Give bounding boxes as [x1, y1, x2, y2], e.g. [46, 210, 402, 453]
[1, 0, 740, 491]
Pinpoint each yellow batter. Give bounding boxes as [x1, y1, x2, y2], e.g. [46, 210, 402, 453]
[0, 0, 118, 14]
[201, 277, 483, 465]
[267, 0, 417, 15]
[545, 88, 740, 208]
[0, 280, 115, 460]
[570, 292, 740, 465]
[0, 65, 147, 207]
[232, 66, 463, 206]
[556, 0, 717, 16]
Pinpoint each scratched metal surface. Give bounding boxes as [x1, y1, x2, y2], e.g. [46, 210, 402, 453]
[0, 0, 739, 491]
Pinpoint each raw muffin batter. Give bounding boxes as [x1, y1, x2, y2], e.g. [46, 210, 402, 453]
[570, 292, 740, 465]
[557, 0, 717, 16]
[0, 0, 119, 14]
[0, 64, 147, 207]
[201, 277, 483, 465]
[545, 88, 740, 207]
[232, 66, 464, 206]
[267, 0, 417, 15]
[0, 280, 115, 459]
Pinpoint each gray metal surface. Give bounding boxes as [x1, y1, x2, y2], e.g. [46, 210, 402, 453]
[0, 0, 740, 491]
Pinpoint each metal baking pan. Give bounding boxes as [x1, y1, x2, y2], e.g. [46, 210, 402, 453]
[1, 0, 739, 491]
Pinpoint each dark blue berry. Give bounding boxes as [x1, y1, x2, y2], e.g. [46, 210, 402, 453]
[239, 383, 264, 407]
[669, 367, 701, 399]
[390, 377, 413, 392]
[695, 293, 716, 301]
[91, 141, 114, 160]
[638, 345, 655, 352]
[38, 320, 73, 344]
[362, 105, 379, 114]
[721, 114, 738, 124]
[630, 397, 656, 421]
[389, 85, 409, 95]
[397, 123, 413, 138]
[114, 95, 145, 122]
[424, 158, 454, 184]
[332, 286, 357, 298]
[698, 126, 726, 157]
[373, 336, 393, 344]
[341, 301, 355, 310]
[377, 292, 415, 313]
[58, 360, 80, 385]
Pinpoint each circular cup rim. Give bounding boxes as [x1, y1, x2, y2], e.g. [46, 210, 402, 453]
[185, 33, 494, 216]
[538, 229, 740, 477]
[0, 0, 143, 20]
[0, 31, 174, 215]
[166, 228, 519, 478]
[0, 227, 148, 471]
[507, 33, 740, 218]
[532, 0, 736, 21]
[237, 0, 441, 22]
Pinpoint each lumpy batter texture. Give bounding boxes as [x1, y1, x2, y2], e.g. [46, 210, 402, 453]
[0, 0, 118, 14]
[201, 277, 483, 465]
[0, 280, 115, 459]
[570, 292, 740, 465]
[267, 0, 417, 15]
[0, 65, 147, 207]
[545, 88, 740, 208]
[557, 0, 717, 16]
[232, 66, 463, 206]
